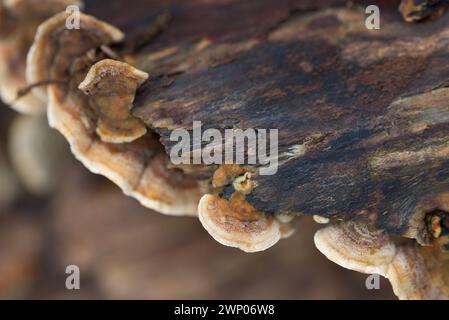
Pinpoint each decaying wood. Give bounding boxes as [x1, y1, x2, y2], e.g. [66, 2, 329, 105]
[4, 0, 449, 299]
[124, 1, 449, 243]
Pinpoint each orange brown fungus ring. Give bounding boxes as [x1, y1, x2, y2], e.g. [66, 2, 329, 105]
[0, 0, 84, 114]
[314, 221, 449, 299]
[198, 193, 285, 253]
[200, 165, 294, 252]
[24, 10, 201, 216]
[79, 59, 149, 144]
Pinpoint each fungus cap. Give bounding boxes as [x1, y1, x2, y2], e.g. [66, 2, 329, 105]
[25, 12, 201, 216]
[315, 221, 449, 300]
[78, 59, 148, 144]
[314, 221, 396, 275]
[198, 194, 293, 253]
[0, 0, 84, 114]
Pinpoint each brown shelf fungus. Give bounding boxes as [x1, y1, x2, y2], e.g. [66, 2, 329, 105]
[78, 59, 148, 144]
[199, 165, 295, 252]
[3, 0, 449, 299]
[0, 0, 83, 114]
[315, 221, 449, 299]
[199, 193, 294, 253]
[26, 11, 201, 215]
[314, 221, 397, 276]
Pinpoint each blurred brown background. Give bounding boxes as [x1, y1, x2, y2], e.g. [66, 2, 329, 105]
[0, 104, 395, 299]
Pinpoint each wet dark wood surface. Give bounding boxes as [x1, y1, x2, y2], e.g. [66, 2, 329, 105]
[85, 0, 351, 46]
[99, 1, 449, 233]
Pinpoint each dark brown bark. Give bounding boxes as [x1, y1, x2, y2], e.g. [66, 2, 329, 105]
[86, 0, 449, 238]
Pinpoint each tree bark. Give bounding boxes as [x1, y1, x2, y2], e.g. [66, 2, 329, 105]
[92, 0, 449, 238]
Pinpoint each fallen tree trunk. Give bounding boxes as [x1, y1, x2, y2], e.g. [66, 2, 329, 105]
[129, 1, 449, 242]
[3, 0, 449, 299]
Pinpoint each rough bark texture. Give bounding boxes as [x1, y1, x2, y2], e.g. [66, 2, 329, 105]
[81, 0, 449, 239]
[4, 0, 449, 299]
[24, 0, 444, 241]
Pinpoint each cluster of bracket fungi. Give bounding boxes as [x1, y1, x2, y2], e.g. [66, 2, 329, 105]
[1, 0, 449, 299]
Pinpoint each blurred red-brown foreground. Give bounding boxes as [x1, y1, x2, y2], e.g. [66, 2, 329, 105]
[0, 105, 394, 299]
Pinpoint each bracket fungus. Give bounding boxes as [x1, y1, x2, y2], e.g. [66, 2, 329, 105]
[314, 222, 397, 276]
[4, 0, 449, 299]
[78, 59, 148, 144]
[315, 221, 449, 299]
[199, 193, 295, 253]
[25, 11, 202, 215]
[199, 166, 295, 252]
[0, 0, 83, 114]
